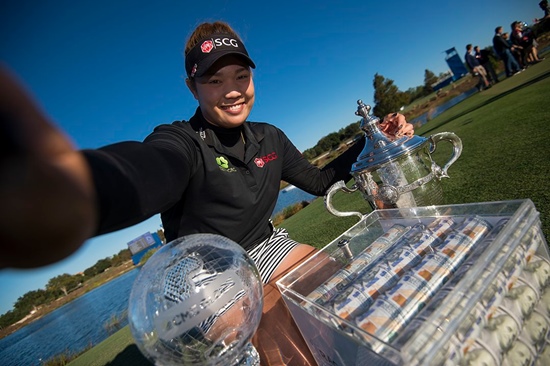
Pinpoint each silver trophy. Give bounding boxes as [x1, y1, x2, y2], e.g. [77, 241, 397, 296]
[128, 234, 263, 366]
[325, 100, 462, 218]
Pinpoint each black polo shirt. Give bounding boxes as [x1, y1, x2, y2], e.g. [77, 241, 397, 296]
[83, 108, 361, 250]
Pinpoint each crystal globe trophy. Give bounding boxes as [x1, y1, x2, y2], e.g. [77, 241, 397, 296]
[128, 234, 264, 366]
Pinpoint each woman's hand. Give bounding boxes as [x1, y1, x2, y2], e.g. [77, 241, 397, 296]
[379, 112, 414, 139]
[0, 66, 97, 268]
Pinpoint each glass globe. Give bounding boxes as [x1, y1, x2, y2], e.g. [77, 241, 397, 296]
[128, 234, 264, 366]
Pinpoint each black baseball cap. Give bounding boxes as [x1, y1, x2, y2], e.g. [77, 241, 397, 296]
[185, 33, 256, 78]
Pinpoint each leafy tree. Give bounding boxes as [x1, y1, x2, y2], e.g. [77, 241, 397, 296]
[423, 69, 438, 94]
[372, 73, 409, 117]
[111, 248, 132, 267]
[404, 85, 426, 104]
[47, 273, 81, 296]
[301, 121, 361, 161]
[84, 258, 112, 278]
[0, 309, 24, 329]
[313, 145, 324, 156]
[5, 289, 56, 325]
[156, 229, 166, 244]
[341, 122, 361, 140]
[302, 148, 315, 160]
[138, 249, 158, 266]
[325, 132, 342, 150]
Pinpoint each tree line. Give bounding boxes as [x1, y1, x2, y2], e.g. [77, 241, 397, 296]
[301, 68, 445, 161]
[0, 248, 132, 329]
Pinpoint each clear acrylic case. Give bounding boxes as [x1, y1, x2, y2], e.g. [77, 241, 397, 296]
[277, 199, 549, 366]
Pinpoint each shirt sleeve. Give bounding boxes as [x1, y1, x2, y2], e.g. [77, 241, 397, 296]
[496, 36, 511, 50]
[465, 54, 476, 69]
[82, 124, 197, 236]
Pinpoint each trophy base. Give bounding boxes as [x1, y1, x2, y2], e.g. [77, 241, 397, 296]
[235, 342, 260, 366]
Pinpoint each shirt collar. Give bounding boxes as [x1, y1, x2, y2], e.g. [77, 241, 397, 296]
[188, 107, 264, 144]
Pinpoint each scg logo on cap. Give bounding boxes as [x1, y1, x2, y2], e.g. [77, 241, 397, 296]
[200, 40, 214, 53]
[200, 38, 239, 54]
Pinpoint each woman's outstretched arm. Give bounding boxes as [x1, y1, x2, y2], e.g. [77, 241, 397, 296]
[0, 66, 97, 268]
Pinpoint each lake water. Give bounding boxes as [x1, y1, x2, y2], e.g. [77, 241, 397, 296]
[0, 269, 138, 366]
[0, 188, 316, 365]
[409, 87, 478, 127]
[272, 185, 317, 217]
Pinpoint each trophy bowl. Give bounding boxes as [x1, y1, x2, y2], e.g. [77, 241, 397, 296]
[325, 100, 462, 218]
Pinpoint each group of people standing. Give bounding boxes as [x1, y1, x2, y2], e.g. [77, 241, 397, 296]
[492, 21, 544, 77]
[465, 18, 545, 91]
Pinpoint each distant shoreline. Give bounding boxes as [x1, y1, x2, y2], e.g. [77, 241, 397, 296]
[0, 261, 136, 340]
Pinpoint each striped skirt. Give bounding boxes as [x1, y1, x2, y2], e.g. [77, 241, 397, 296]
[247, 227, 299, 284]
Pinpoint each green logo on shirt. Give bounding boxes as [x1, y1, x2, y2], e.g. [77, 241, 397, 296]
[216, 156, 229, 169]
[215, 156, 237, 172]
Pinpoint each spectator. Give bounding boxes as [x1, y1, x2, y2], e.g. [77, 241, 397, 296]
[465, 44, 491, 90]
[511, 21, 543, 65]
[493, 26, 523, 76]
[474, 45, 499, 83]
[503, 32, 526, 69]
[540, 0, 550, 19]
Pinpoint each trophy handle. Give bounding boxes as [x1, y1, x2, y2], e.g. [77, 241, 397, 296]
[428, 132, 463, 179]
[324, 180, 363, 219]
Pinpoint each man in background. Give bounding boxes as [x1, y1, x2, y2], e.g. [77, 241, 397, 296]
[493, 26, 523, 77]
[465, 44, 491, 90]
[540, 0, 550, 19]
[474, 45, 499, 84]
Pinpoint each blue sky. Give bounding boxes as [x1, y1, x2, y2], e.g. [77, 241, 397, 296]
[0, 0, 541, 314]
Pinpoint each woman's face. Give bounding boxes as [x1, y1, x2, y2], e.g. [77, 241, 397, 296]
[187, 55, 255, 129]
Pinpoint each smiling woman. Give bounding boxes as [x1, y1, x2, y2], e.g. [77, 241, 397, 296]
[184, 25, 256, 129]
[0, 17, 412, 366]
[1, 2, 546, 364]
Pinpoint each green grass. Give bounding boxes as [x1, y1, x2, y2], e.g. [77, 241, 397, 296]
[418, 61, 550, 242]
[67, 326, 150, 366]
[69, 60, 550, 365]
